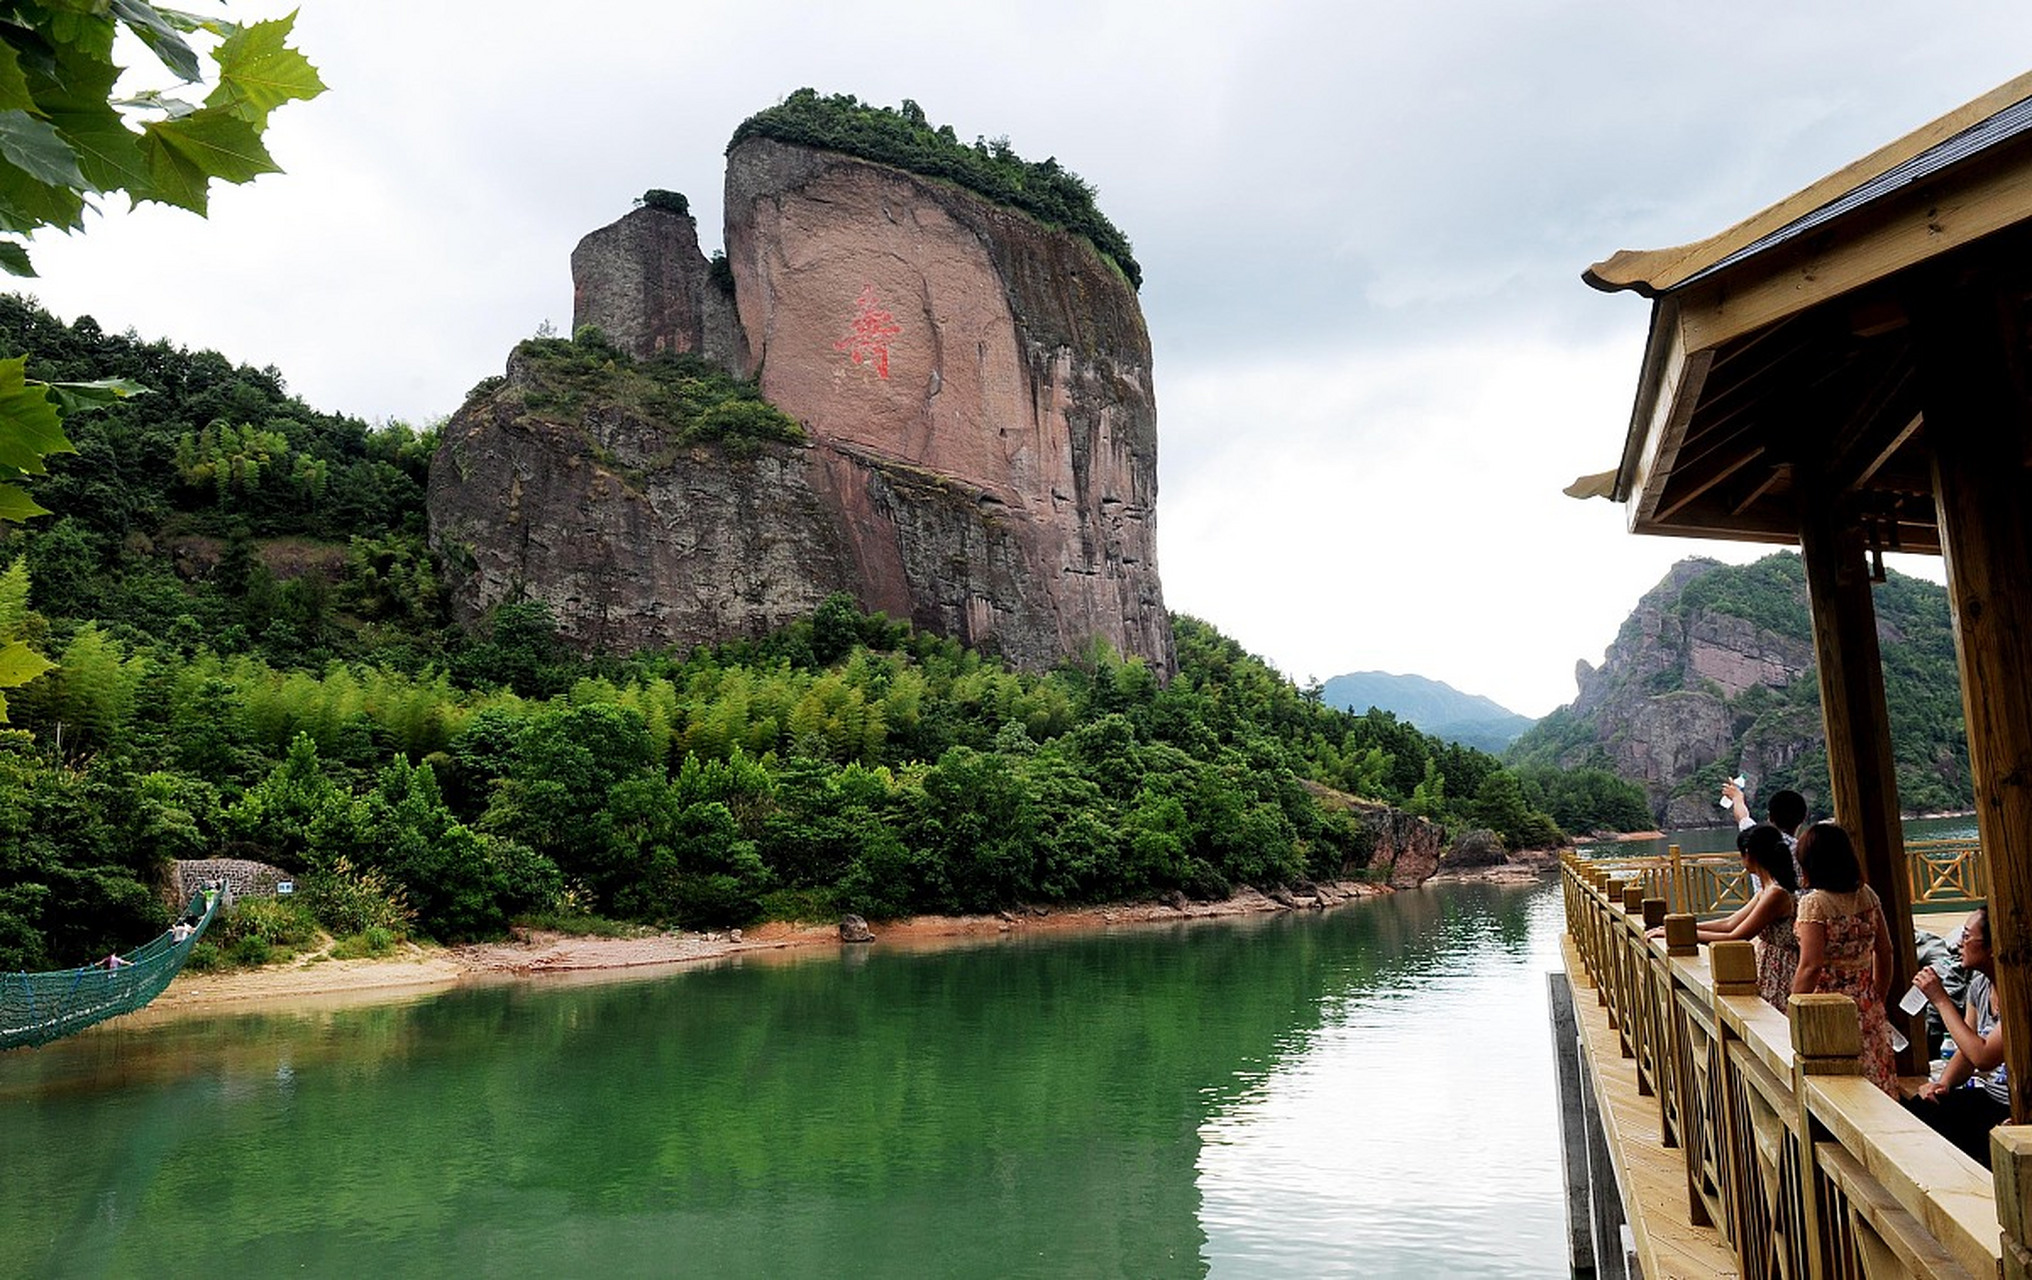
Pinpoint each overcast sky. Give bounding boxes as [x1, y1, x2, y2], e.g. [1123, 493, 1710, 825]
[20, 3, 2031, 716]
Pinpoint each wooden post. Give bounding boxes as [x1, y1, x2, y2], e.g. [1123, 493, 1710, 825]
[1642, 898, 1667, 931]
[1622, 884, 1645, 914]
[1994, 1127, 2032, 1280]
[1915, 276, 2032, 1123]
[1664, 914, 1698, 957]
[1668, 844, 1684, 915]
[1798, 467, 1920, 1074]
[1789, 993, 1863, 1075]
[1710, 941, 1758, 997]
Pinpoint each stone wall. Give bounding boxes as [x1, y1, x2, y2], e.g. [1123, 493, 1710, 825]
[173, 858, 291, 905]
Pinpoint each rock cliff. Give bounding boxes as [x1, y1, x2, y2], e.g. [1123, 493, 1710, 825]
[1510, 553, 1969, 826]
[430, 345, 858, 652]
[569, 204, 746, 372]
[435, 129, 1172, 673]
[720, 137, 1171, 672]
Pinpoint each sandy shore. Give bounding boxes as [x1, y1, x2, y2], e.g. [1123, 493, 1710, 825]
[147, 881, 1398, 1016]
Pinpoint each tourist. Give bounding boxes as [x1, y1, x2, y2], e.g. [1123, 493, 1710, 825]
[1792, 821, 1896, 1096]
[1722, 780, 1807, 853]
[1905, 906, 2008, 1167]
[1646, 823, 1798, 1012]
[99, 953, 129, 970]
[170, 920, 194, 943]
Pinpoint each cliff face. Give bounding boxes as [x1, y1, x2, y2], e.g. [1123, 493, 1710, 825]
[721, 138, 1172, 672]
[1513, 553, 1969, 826]
[1529, 558, 1818, 826]
[430, 347, 857, 652]
[446, 137, 1172, 672]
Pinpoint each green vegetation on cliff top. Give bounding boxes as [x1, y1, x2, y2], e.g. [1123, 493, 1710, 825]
[730, 90, 1142, 288]
[503, 328, 805, 448]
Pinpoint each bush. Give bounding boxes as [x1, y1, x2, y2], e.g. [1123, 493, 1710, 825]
[302, 857, 415, 939]
[730, 90, 1141, 288]
[638, 188, 689, 216]
[187, 896, 320, 971]
[329, 926, 398, 959]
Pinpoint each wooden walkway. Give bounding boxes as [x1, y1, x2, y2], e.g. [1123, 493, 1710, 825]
[1561, 935, 1742, 1279]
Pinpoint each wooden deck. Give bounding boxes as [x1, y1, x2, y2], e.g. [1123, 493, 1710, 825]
[1561, 935, 1742, 1278]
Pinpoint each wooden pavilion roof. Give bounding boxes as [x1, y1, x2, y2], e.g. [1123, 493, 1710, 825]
[1578, 70, 2032, 556]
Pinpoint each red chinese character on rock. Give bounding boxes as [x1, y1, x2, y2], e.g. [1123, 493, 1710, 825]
[834, 284, 902, 379]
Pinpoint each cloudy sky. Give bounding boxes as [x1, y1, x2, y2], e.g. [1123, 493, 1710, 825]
[20, 3, 2032, 716]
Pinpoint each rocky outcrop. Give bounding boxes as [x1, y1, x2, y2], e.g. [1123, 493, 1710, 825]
[570, 205, 746, 370]
[1300, 781, 1445, 887]
[1537, 558, 1821, 826]
[445, 135, 1174, 674]
[1443, 829, 1508, 870]
[432, 348, 860, 653]
[1518, 553, 1970, 826]
[720, 138, 1172, 672]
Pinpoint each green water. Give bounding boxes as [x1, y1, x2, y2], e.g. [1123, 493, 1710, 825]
[0, 881, 1568, 1278]
[1576, 814, 1980, 860]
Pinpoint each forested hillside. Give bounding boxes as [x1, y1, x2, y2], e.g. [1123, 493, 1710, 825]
[1507, 553, 1967, 825]
[0, 304, 1637, 972]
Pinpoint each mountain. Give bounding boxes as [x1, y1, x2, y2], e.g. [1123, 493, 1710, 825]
[1505, 553, 1968, 827]
[433, 94, 1172, 673]
[1319, 672, 1536, 753]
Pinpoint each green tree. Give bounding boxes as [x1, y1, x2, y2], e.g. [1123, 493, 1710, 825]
[0, 5, 321, 725]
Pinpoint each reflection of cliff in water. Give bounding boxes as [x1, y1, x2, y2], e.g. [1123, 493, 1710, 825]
[0, 882, 1554, 1278]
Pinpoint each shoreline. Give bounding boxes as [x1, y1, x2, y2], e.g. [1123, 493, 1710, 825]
[145, 878, 1469, 1018]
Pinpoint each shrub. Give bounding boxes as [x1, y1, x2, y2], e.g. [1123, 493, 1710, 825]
[730, 91, 1141, 287]
[329, 926, 398, 959]
[302, 856, 415, 939]
[639, 188, 689, 216]
[187, 896, 320, 971]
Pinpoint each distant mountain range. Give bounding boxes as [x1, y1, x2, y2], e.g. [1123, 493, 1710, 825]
[1318, 671, 1537, 753]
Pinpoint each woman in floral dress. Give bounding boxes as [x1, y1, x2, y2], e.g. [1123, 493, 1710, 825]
[1649, 822, 1798, 1011]
[1792, 821, 1897, 1095]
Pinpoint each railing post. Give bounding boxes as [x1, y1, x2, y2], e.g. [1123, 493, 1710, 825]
[1622, 884, 1645, 914]
[1710, 941, 1757, 998]
[1642, 898, 1667, 931]
[1995, 1127, 2032, 1280]
[1790, 993, 1861, 1280]
[1789, 993, 1862, 1075]
[1664, 914, 1698, 958]
[1668, 843, 1684, 915]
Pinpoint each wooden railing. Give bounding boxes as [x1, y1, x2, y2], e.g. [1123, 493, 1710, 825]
[1560, 855, 2023, 1278]
[1579, 837, 1988, 917]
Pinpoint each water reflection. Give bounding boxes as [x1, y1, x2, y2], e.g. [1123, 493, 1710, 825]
[0, 882, 1568, 1279]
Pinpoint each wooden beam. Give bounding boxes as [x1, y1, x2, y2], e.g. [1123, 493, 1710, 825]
[1914, 276, 2032, 1125]
[1798, 468, 1921, 1075]
[1657, 444, 1765, 523]
[1624, 303, 1716, 529]
[1729, 466, 1783, 516]
[1677, 144, 2032, 354]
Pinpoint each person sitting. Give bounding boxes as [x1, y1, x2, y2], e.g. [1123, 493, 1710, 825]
[1648, 823, 1798, 1012]
[1792, 821, 1897, 1096]
[1905, 906, 2008, 1168]
[1913, 926, 1970, 1059]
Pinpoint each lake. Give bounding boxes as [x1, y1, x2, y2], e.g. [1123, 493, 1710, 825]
[1, 881, 1571, 1278]
[1576, 814, 1979, 858]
